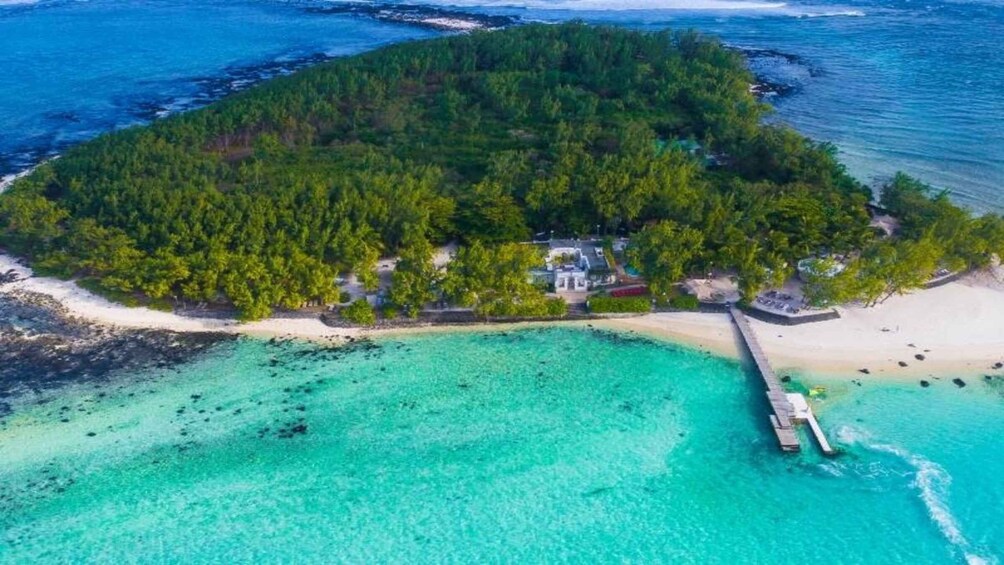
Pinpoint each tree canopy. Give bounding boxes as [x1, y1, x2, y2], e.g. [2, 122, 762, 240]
[803, 174, 1004, 307]
[388, 228, 439, 318]
[441, 241, 564, 318]
[1, 23, 995, 319]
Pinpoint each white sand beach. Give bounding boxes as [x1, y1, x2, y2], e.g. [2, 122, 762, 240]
[3, 251, 1003, 378]
[0, 160, 53, 194]
[599, 269, 1004, 378]
[0, 253, 362, 341]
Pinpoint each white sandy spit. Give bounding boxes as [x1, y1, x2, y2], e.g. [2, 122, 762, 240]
[0, 253, 361, 341]
[0, 170, 31, 194]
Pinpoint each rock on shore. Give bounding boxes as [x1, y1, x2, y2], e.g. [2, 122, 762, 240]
[0, 289, 231, 414]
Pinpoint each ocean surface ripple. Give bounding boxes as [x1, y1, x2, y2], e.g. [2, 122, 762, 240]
[1, 328, 1002, 562]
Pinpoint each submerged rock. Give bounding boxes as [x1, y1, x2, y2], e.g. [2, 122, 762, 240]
[920, 380, 930, 388]
[0, 290, 232, 415]
[952, 378, 967, 388]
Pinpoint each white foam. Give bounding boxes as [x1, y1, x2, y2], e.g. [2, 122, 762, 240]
[795, 9, 866, 18]
[542, 0, 787, 9]
[422, 16, 485, 29]
[373, 0, 788, 11]
[816, 461, 845, 477]
[837, 426, 996, 565]
[0, 165, 40, 194]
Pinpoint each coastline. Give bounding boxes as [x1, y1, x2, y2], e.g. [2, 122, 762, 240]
[0, 157, 59, 195]
[0, 166, 36, 194]
[0, 252, 363, 341]
[4, 252, 1003, 380]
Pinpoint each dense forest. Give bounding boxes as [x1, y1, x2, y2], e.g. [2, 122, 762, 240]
[1, 23, 1001, 319]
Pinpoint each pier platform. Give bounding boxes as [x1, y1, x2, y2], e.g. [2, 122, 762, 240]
[786, 393, 836, 455]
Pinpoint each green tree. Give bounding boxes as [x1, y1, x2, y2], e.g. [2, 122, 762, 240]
[341, 298, 377, 326]
[802, 258, 861, 307]
[628, 221, 704, 297]
[441, 241, 550, 318]
[389, 230, 439, 318]
[871, 235, 943, 304]
[0, 195, 67, 256]
[459, 180, 530, 243]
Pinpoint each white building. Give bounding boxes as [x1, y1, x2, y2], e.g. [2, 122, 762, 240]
[532, 239, 616, 293]
[554, 266, 588, 291]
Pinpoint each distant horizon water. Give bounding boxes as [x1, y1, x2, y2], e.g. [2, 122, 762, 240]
[0, 0, 1002, 210]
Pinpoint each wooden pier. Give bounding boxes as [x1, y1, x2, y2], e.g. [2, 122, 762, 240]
[729, 306, 802, 453]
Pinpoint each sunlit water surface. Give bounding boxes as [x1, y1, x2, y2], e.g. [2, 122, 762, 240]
[2, 328, 1001, 562]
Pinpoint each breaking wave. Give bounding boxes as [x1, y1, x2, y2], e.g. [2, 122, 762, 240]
[836, 426, 996, 565]
[361, 0, 789, 11]
[795, 9, 866, 17]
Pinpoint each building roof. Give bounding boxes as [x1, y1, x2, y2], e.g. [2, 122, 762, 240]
[544, 239, 612, 273]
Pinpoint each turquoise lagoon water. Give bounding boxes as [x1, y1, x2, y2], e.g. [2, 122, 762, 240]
[2, 327, 1002, 563]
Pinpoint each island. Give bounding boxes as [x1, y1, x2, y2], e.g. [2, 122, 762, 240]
[1, 23, 1001, 326]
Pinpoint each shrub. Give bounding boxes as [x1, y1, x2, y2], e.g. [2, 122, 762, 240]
[338, 290, 352, 304]
[148, 298, 175, 312]
[669, 294, 700, 311]
[76, 278, 141, 308]
[341, 299, 376, 326]
[587, 295, 651, 313]
[545, 297, 568, 317]
[382, 304, 400, 319]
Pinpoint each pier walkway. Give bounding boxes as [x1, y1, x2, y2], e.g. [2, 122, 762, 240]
[729, 306, 801, 452]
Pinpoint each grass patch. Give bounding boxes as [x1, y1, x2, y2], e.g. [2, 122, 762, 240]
[668, 294, 700, 311]
[587, 295, 651, 313]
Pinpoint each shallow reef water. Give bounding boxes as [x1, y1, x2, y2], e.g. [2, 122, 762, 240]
[1, 327, 1001, 562]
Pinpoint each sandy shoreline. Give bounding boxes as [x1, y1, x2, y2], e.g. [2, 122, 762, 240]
[597, 266, 1004, 379]
[3, 252, 1004, 379]
[0, 252, 364, 341]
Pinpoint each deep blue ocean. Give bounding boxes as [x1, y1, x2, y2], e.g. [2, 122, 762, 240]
[1, 0, 1002, 210]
